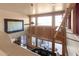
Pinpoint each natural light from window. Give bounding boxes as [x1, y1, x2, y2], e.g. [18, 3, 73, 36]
[55, 15, 63, 27]
[37, 16, 52, 26]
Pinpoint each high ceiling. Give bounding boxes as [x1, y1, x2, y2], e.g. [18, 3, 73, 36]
[0, 3, 32, 15]
[0, 3, 69, 15]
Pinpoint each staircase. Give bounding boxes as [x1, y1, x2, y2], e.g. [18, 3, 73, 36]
[53, 4, 76, 56]
[28, 3, 76, 56]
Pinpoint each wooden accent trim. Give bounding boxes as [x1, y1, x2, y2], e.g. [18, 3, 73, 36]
[27, 16, 32, 48]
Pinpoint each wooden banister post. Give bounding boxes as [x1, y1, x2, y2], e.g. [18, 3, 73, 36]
[51, 27, 55, 55]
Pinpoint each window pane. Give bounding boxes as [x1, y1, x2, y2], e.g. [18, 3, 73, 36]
[41, 40, 49, 49]
[55, 43, 62, 55]
[37, 39, 42, 47]
[55, 15, 63, 26]
[48, 41, 52, 51]
[37, 16, 52, 26]
[32, 37, 36, 46]
[37, 39, 52, 51]
[31, 17, 36, 26]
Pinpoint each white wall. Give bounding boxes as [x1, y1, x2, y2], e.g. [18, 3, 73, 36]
[0, 10, 29, 39]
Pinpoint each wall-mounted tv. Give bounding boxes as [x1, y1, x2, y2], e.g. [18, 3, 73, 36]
[4, 19, 24, 33]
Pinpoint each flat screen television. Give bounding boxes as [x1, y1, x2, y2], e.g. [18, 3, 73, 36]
[4, 19, 24, 33]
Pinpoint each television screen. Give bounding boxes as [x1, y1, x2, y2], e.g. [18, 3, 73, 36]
[4, 19, 24, 33]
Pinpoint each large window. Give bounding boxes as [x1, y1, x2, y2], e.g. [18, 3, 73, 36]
[31, 15, 63, 27]
[31, 37, 62, 55]
[4, 19, 24, 33]
[30, 12, 64, 55]
[37, 16, 52, 26]
[37, 39, 52, 51]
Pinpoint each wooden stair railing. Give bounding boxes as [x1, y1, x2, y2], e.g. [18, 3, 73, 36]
[28, 3, 75, 56]
[54, 3, 75, 56]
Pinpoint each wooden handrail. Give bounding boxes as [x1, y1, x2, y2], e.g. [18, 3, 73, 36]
[28, 3, 76, 56]
[54, 3, 76, 56]
[54, 3, 75, 39]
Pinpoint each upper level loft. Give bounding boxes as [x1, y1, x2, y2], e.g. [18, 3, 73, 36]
[0, 3, 79, 56]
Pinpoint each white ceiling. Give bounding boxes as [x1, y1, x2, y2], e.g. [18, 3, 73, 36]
[0, 3, 68, 15]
